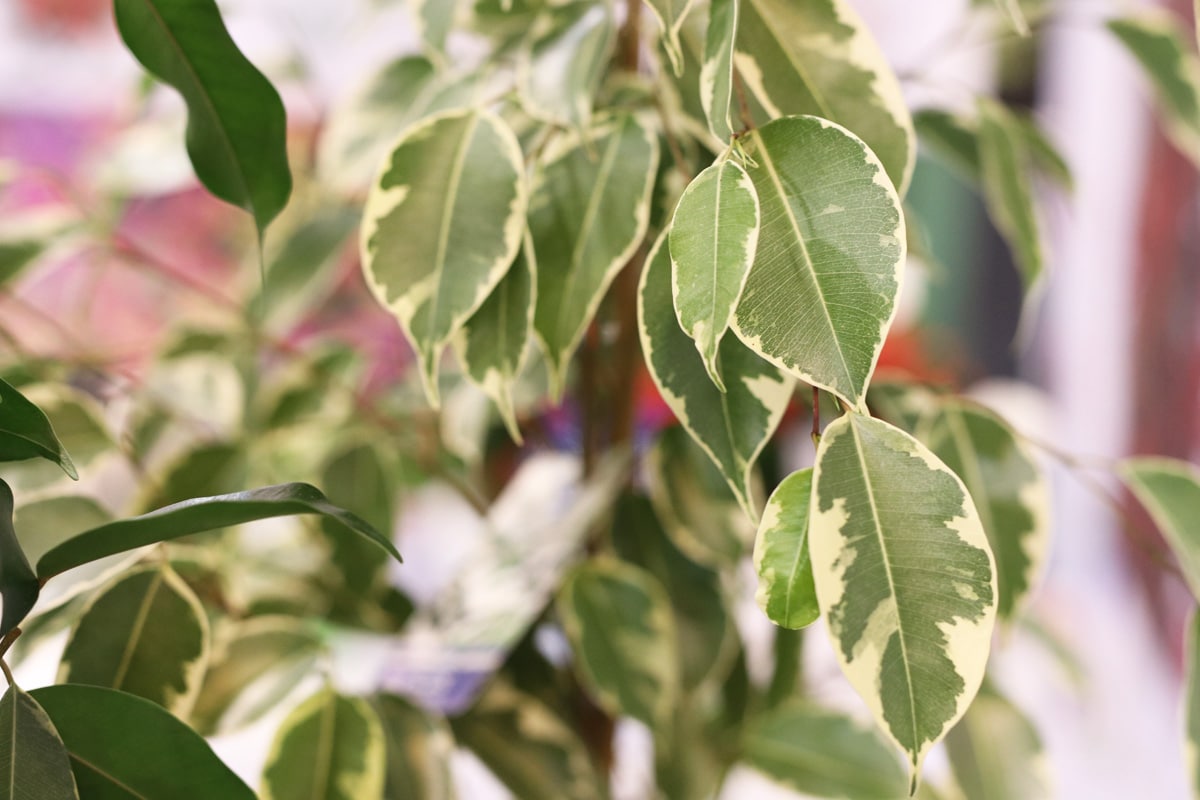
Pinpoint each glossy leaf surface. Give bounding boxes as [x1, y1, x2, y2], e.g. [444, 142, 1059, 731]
[0, 378, 76, 479]
[0, 480, 38, 636]
[0, 684, 78, 800]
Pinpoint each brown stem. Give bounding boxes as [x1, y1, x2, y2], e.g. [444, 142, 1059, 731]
[732, 69, 755, 134]
[811, 386, 821, 447]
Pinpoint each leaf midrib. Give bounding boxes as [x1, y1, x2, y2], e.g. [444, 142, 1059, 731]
[743, 0, 836, 120]
[111, 569, 166, 691]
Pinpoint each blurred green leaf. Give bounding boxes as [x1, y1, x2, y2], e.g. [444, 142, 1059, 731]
[1122, 457, 1200, 601]
[374, 694, 457, 800]
[945, 685, 1051, 800]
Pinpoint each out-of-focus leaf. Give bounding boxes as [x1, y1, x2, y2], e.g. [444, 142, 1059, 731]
[519, 2, 615, 128]
[0, 378, 76, 479]
[414, 0, 459, 53]
[1122, 457, 1200, 600]
[255, 207, 359, 327]
[320, 443, 395, 603]
[646, 0, 698, 75]
[374, 694, 457, 800]
[0, 684, 79, 800]
[1186, 610, 1200, 800]
[978, 99, 1044, 289]
[135, 441, 247, 514]
[753, 468, 819, 630]
[945, 686, 1052, 800]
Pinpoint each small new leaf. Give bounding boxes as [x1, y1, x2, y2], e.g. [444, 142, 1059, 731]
[753, 468, 819, 630]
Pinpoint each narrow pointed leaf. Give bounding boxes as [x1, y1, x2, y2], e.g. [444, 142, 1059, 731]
[917, 400, 1050, 622]
[361, 108, 527, 405]
[735, 0, 915, 192]
[731, 116, 905, 409]
[640, 231, 793, 519]
[0, 684, 79, 800]
[59, 564, 210, 716]
[37, 482, 399, 580]
[31, 684, 255, 799]
[532, 113, 658, 393]
[742, 703, 907, 798]
[914, 109, 981, 178]
[753, 468, 819, 629]
[810, 412, 997, 780]
[945, 686, 1052, 800]
[670, 158, 760, 389]
[646, 0, 698, 75]
[0, 480, 39, 636]
[701, 0, 739, 141]
[557, 558, 679, 730]
[978, 99, 1044, 289]
[0, 378, 76, 479]
[1121, 457, 1200, 600]
[520, 2, 615, 129]
[374, 695, 456, 800]
[1186, 610, 1200, 799]
[113, 0, 291, 235]
[261, 688, 386, 800]
[454, 229, 536, 442]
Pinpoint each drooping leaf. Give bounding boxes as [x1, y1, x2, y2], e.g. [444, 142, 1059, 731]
[255, 207, 360, 328]
[742, 703, 908, 798]
[734, 0, 916, 192]
[701, 0, 740, 141]
[0, 684, 79, 800]
[731, 116, 905, 409]
[58, 564, 210, 716]
[669, 157, 760, 389]
[639, 231, 794, 519]
[646, 0, 698, 76]
[373, 694, 457, 800]
[454, 229, 536, 442]
[753, 467, 819, 630]
[36, 482, 400, 580]
[810, 412, 997, 782]
[362, 108, 527, 405]
[31, 684, 255, 799]
[557, 558, 679, 730]
[113, 0, 291, 236]
[519, 2, 616, 128]
[945, 685, 1052, 800]
[319, 443, 394, 603]
[977, 99, 1044, 289]
[0, 480, 39, 637]
[261, 688, 386, 800]
[0, 378, 76, 479]
[1109, 13, 1200, 168]
[915, 109, 1072, 192]
[1121, 457, 1200, 600]
[1186, 610, 1200, 800]
[917, 400, 1050, 622]
[532, 113, 658, 393]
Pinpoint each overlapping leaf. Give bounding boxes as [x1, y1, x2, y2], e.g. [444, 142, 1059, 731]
[945, 686, 1052, 800]
[978, 99, 1044, 289]
[0, 378, 76, 479]
[0, 480, 38, 636]
[519, 1, 615, 129]
[730, 116, 905, 409]
[753, 468, 819, 630]
[0, 684, 78, 800]
[361, 108, 527, 404]
[810, 412, 997, 782]
[374, 695, 456, 800]
[639, 231, 793, 519]
[914, 109, 1073, 191]
[701, 0, 740, 141]
[1121, 457, 1200, 600]
[415, 0, 459, 53]
[647, 0, 698, 76]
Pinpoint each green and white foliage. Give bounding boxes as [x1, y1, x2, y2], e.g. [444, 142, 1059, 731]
[519, 2, 616, 129]
[374, 695, 456, 800]
[669, 157, 760, 389]
[945, 686, 1052, 800]
[753, 468, 819, 630]
[639, 231, 794, 519]
[1187, 611, 1200, 800]
[414, 0, 459, 54]
[0, 684, 78, 800]
[701, 0, 739, 142]
[531, 113, 658, 393]
[730, 116, 905, 409]
[647, 0, 698, 76]
[1121, 457, 1200, 600]
[996, 0, 1031, 36]
[810, 412, 997, 781]
[361, 108, 528, 405]
[734, 0, 916, 193]
[917, 399, 1050, 622]
[977, 99, 1045, 290]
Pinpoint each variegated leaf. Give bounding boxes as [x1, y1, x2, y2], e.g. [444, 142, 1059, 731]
[58, 564, 210, 717]
[532, 113, 658, 393]
[519, 2, 615, 129]
[1109, 13, 1200, 168]
[557, 558, 678, 730]
[670, 157, 760, 389]
[866, 379, 940, 436]
[753, 468, 819, 630]
[639, 231, 794, 520]
[454, 229, 536, 442]
[731, 116, 905, 410]
[374, 695, 456, 800]
[1121, 457, 1200, 600]
[646, 0, 698, 76]
[361, 108, 527, 405]
[1186, 610, 1200, 800]
[811, 412, 997, 783]
[735, 0, 915, 192]
[945, 685, 1052, 800]
[0, 684, 79, 800]
[914, 109, 1073, 191]
[414, 0, 459, 53]
[977, 99, 1043, 290]
[701, 0, 739, 142]
[917, 400, 1050, 622]
[261, 688, 386, 800]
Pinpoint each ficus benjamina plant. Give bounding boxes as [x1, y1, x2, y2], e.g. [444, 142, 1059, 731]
[0, 0, 1199, 798]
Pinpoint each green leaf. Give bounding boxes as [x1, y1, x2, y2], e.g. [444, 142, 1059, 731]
[451, 681, 603, 800]
[1109, 13, 1200, 168]
[1186, 610, 1200, 800]
[261, 688, 386, 800]
[1011, 114, 1073, 192]
[255, 207, 360, 328]
[945, 685, 1051, 800]
[866, 379, 940, 436]
[519, 2, 616, 128]
[58, 564, 210, 716]
[0, 240, 44, 287]
[914, 109, 981, 178]
[753, 467, 819, 630]
[135, 441, 247, 514]
[701, 0, 739, 141]
[646, 0, 698, 76]
[1121, 457, 1200, 601]
[0, 684, 79, 800]
[113, 0, 291, 236]
[557, 558, 679, 730]
[319, 443, 394, 602]
[414, 0, 460, 53]
[735, 0, 916, 192]
[639, 231, 794, 519]
[996, 0, 1030, 35]
[977, 99, 1044, 289]
[731, 116, 905, 409]
[0, 480, 39, 637]
[361, 108, 527, 405]
[454, 229, 536, 442]
[742, 703, 908, 799]
[0, 378, 77, 479]
[373, 695, 457, 800]
[12, 496, 111, 571]
[669, 157, 760, 389]
[31, 684, 255, 799]
[532, 113, 659, 393]
[811, 412, 997, 782]
[36, 482, 400, 580]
